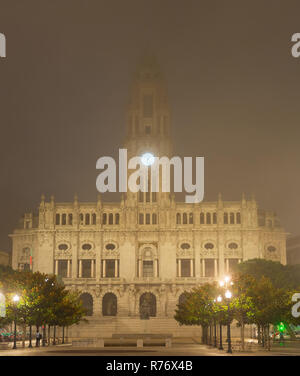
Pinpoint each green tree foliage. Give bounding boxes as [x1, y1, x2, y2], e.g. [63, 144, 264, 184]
[0, 270, 86, 345]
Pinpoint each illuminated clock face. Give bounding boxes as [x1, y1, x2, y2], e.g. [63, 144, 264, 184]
[141, 152, 155, 166]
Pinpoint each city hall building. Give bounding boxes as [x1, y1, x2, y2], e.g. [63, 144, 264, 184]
[10, 57, 287, 338]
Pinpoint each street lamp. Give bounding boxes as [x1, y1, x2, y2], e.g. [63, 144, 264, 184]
[12, 295, 20, 349]
[225, 290, 232, 354]
[217, 295, 224, 350]
[213, 299, 217, 347]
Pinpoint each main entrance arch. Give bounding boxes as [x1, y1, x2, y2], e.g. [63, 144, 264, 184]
[139, 292, 156, 318]
[102, 292, 117, 316]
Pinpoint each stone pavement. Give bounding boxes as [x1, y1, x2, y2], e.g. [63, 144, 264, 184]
[0, 339, 299, 356]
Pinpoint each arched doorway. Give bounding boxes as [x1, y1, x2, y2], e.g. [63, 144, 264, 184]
[139, 292, 156, 318]
[79, 293, 93, 316]
[102, 293, 117, 316]
[178, 292, 189, 306]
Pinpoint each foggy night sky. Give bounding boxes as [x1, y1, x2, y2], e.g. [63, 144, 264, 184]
[0, 0, 300, 253]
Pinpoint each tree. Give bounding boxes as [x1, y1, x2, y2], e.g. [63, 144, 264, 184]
[174, 283, 226, 344]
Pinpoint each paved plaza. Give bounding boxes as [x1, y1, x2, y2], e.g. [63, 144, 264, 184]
[0, 340, 299, 356]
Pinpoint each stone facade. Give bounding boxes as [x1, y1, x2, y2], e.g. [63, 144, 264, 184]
[286, 236, 300, 265]
[0, 251, 10, 266]
[10, 56, 287, 338]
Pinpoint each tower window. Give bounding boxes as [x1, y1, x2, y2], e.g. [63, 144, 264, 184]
[145, 126, 151, 135]
[143, 95, 153, 117]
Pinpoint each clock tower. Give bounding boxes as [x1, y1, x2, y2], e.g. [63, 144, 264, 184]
[123, 55, 174, 206]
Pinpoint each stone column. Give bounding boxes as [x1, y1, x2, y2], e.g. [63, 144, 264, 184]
[55, 260, 58, 275]
[202, 259, 205, 277]
[190, 259, 193, 277]
[91, 259, 94, 278]
[178, 259, 181, 277]
[103, 259, 106, 278]
[115, 259, 118, 278]
[214, 259, 218, 277]
[67, 260, 70, 278]
[79, 260, 82, 278]
[226, 258, 229, 273]
[139, 259, 142, 278]
[154, 259, 158, 277]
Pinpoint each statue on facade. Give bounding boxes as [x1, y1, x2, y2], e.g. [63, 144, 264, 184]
[128, 284, 136, 316]
[159, 284, 168, 316]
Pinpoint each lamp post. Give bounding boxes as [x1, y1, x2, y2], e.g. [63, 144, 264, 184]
[213, 299, 217, 347]
[225, 289, 232, 354]
[12, 295, 20, 349]
[217, 295, 224, 350]
[218, 276, 233, 353]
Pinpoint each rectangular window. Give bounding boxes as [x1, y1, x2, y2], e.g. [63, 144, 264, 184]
[181, 259, 191, 277]
[205, 259, 214, 278]
[228, 259, 239, 273]
[82, 260, 92, 278]
[139, 213, 144, 224]
[146, 213, 151, 224]
[55, 214, 60, 225]
[143, 261, 153, 277]
[58, 260, 68, 278]
[143, 95, 153, 117]
[106, 260, 116, 278]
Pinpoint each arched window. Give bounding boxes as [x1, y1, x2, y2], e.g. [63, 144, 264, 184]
[206, 213, 211, 225]
[152, 213, 157, 224]
[82, 243, 92, 251]
[176, 213, 181, 225]
[92, 213, 96, 225]
[181, 243, 191, 250]
[115, 213, 120, 225]
[109, 213, 114, 225]
[228, 242, 238, 249]
[85, 214, 90, 225]
[79, 213, 84, 224]
[55, 214, 60, 225]
[139, 292, 156, 318]
[230, 212, 235, 224]
[58, 243, 68, 251]
[68, 213, 73, 225]
[189, 213, 193, 224]
[200, 212, 205, 224]
[204, 242, 214, 250]
[146, 213, 151, 224]
[102, 293, 117, 316]
[79, 293, 93, 316]
[22, 247, 30, 256]
[139, 213, 144, 224]
[224, 213, 228, 224]
[267, 245, 276, 252]
[183, 213, 187, 224]
[105, 243, 116, 250]
[178, 292, 189, 306]
[213, 213, 217, 224]
[102, 213, 107, 225]
[236, 212, 241, 224]
[62, 213, 66, 225]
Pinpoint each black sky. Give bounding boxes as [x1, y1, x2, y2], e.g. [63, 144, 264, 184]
[0, 0, 300, 252]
